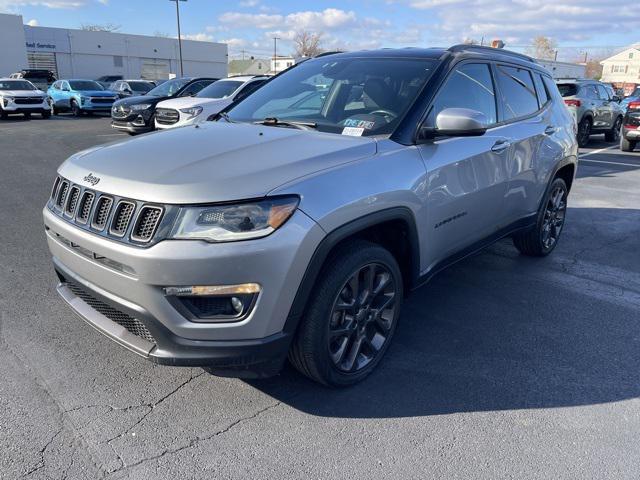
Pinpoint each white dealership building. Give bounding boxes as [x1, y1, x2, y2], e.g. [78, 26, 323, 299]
[0, 13, 227, 80]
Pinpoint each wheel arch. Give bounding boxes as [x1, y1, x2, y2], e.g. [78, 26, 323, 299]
[283, 207, 420, 335]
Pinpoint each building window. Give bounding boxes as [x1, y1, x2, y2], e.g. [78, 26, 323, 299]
[113, 56, 123, 67]
[630, 53, 634, 59]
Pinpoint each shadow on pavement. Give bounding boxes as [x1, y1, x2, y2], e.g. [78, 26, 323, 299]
[245, 207, 640, 418]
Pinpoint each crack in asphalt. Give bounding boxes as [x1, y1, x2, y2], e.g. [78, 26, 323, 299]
[21, 427, 64, 478]
[106, 400, 283, 477]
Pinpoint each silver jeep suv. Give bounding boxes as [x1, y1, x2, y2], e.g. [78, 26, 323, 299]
[44, 46, 578, 386]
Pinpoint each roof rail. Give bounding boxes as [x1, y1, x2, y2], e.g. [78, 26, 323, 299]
[447, 44, 536, 63]
[314, 50, 344, 58]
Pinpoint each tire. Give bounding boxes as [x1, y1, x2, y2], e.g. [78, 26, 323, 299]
[605, 116, 622, 142]
[289, 240, 403, 387]
[513, 177, 568, 257]
[23, 112, 31, 119]
[41, 110, 51, 119]
[0, 110, 7, 120]
[70, 100, 82, 117]
[577, 117, 592, 147]
[621, 136, 636, 152]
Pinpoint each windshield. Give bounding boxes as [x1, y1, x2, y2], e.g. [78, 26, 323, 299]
[129, 81, 153, 93]
[227, 57, 437, 136]
[147, 78, 190, 97]
[69, 80, 104, 91]
[557, 83, 578, 97]
[197, 80, 243, 99]
[0, 80, 36, 91]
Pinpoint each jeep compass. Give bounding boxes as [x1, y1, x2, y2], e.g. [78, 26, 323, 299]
[44, 46, 578, 386]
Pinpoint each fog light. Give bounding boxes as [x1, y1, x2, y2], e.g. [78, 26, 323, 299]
[133, 115, 145, 126]
[231, 296, 243, 313]
[164, 283, 260, 296]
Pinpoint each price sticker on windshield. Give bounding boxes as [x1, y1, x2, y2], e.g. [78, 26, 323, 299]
[342, 127, 365, 136]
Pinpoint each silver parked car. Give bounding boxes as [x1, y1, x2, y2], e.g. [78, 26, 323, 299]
[44, 46, 578, 386]
[556, 79, 625, 147]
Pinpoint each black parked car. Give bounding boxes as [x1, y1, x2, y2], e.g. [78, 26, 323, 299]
[110, 77, 217, 135]
[621, 98, 640, 152]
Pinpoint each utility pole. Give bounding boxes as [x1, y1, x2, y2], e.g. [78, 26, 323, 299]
[273, 36, 280, 72]
[169, 0, 187, 77]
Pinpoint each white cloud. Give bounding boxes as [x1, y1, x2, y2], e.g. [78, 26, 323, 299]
[405, 0, 640, 44]
[26, 18, 39, 26]
[0, 0, 86, 9]
[239, 0, 259, 7]
[218, 8, 357, 31]
[183, 32, 214, 42]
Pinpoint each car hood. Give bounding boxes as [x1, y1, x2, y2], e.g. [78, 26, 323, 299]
[1, 89, 45, 97]
[58, 121, 378, 204]
[157, 96, 222, 109]
[115, 94, 168, 107]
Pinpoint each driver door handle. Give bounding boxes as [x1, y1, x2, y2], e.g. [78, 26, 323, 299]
[544, 125, 556, 135]
[491, 139, 511, 153]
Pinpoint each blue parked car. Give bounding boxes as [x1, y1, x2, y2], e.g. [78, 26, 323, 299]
[47, 79, 118, 116]
[620, 87, 640, 112]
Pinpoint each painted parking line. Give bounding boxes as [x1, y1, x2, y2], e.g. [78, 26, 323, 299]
[579, 145, 617, 158]
[580, 158, 640, 168]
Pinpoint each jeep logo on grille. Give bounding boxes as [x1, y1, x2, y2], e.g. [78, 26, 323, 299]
[83, 173, 101, 186]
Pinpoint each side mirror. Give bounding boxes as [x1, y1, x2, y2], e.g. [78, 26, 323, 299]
[62, 86, 70, 92]
[124, 88, 132, 95]
[612, 95, 621, 103]
[434, 108, 488, 137]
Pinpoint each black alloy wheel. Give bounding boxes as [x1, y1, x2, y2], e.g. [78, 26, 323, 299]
[328, 263, 398, 373]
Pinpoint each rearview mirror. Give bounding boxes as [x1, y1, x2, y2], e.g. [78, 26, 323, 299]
[434, 108, 488, 136]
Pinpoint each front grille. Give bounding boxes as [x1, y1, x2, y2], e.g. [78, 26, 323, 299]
[76, 191, 95, 224]
[109, 201, 136, 237]
[131, 206, 163, 243]
[64, 186, 81, 217]
[15, 97, 43, 105]
[47, 176, 166, 246]
[91, 97, 115, 104]
[56, 181, 69, 209]
[155, 108, 179, 125]
[91, 196, 113, 231]
[66, 281, 156, 344]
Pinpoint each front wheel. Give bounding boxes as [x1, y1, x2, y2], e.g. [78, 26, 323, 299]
[577, 117, 592, 147]
[513, 177, 568, 257]
[289, 240, 403, 387]
[70, 100, 82, 117]
[41, 110, 51, 119]
[605, 116, 622, 142]
[621, 136, 637, 152]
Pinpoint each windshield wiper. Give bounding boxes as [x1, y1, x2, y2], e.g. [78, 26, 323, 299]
[254, 117, 317, 130]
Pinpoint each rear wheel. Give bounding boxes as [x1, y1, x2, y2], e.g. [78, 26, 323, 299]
[513, 177, 568, 257]
[70, 100, 82, 117]
[577, 117, 592, 147]
[621, 136, 636, 152]
[605, 116, 622, 142]
[289, 240, 403, 387]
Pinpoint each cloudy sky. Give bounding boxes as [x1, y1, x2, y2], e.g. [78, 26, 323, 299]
[0, 0, 637, 60]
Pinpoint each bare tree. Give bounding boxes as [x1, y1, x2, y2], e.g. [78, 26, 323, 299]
[526, 36, 557, 60]
[293, 30, 324, 58]
[80, 23, 121, 32]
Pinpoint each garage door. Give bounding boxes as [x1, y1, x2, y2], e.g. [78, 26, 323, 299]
[141, 60, 170, 81]
[27, 52, 58, 78]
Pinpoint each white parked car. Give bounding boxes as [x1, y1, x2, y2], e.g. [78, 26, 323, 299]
[154, 76, 268, 129]
[0, 78, 51, 119]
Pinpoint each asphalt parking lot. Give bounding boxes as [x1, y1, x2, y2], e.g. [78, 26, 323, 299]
[1, 115, 639, 479]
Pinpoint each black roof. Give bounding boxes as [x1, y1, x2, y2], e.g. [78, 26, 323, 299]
[315, 44, 539, 69]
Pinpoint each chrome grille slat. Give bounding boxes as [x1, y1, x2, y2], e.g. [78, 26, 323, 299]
[109, 201, 136, 237]
[91, 196, 113, 231]
[56, 181, 69, 209]
[76, 191, 95, 224]
[131, 206, 163, 243]
[64, 186, 80, 217]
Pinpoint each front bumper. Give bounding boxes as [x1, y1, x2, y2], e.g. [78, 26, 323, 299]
[43, 206, 324, 373]
[111, 120, 154, 133]
[2, 101, 50, 113]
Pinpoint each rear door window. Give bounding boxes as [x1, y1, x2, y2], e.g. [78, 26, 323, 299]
[495, 65, 539, 120]
[596, 84, 610, 100]
[426, 63, 497, 126]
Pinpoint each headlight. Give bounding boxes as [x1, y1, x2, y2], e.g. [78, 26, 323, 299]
[169, 196, 299, 242]
[179, 106, 203, 119]
[80, 96, 89, 104]
[2, 96, 14, 105]
[131, 103, 151, 111]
